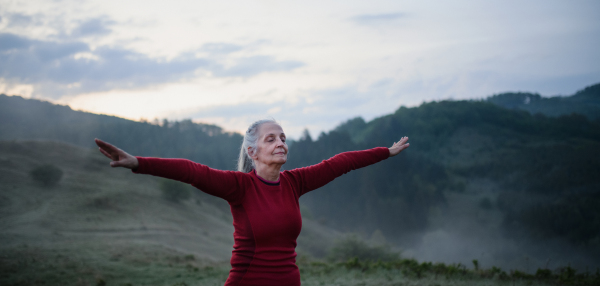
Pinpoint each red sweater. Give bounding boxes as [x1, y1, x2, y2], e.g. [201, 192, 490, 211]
[133, 147, 390, 286]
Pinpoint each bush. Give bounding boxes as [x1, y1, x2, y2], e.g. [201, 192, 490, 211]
[30, 164, 63, 187]
[160, 179, 191, 203]
[327, 235, 400, 262]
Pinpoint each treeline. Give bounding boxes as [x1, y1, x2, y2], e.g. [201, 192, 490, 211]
[0, 94, 242, 170]
[486, 82, 600, 121]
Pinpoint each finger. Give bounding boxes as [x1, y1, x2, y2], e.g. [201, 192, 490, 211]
[95, 138, 119, 152]
[95, 138, 108, 147]
[98, 148, 113, 159]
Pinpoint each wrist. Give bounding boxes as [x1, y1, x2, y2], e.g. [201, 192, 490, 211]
[132, 157, 139, 169]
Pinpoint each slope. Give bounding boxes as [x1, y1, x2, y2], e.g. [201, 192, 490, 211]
[0, 140, 342, 263]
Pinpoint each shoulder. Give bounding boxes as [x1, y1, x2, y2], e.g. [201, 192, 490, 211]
[281, 168, 302, 178]
[234, 170, 255, 182]
[280, 169, 304, 186]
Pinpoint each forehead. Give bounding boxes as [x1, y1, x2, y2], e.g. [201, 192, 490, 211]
[258, 122, 285, 137]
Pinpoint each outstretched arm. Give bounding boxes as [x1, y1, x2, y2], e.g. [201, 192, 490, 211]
[95, 138, 139, 169]
[289, 136, 410, 197]
[94, 138, 245, 203]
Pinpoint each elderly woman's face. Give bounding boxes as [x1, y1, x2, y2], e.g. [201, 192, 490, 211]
[251, 122, 288, 166]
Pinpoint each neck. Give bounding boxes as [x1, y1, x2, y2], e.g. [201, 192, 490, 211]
[254, 162, 282, 182]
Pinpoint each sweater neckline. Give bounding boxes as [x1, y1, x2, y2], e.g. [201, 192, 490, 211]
[253, 170, 280, 186]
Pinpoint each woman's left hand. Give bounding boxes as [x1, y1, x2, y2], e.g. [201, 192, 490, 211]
[388, 136, 410, 157]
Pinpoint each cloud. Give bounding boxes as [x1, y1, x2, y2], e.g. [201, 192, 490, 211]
[201, 43, 243, 54]
[0, 33, 304, 98]
[71, 18, 115, 37]
[0, 33, 203, 88]
[212, 56, 304, 77]
[180, 99, 340, 140]
[0, 33, 33, 51]
[350, 13, 407, 25]
[3, 13, 35, 27]
[184, 85, 378, 122]
[178, 82, 396, 139]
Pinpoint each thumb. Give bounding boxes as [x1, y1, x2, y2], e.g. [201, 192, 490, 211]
[110, 161, 121, 168]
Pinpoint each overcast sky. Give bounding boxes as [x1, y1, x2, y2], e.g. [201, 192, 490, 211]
[1, 0, 599, 138]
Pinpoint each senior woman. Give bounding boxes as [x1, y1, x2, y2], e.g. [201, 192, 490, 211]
[95, 119, 409, 286]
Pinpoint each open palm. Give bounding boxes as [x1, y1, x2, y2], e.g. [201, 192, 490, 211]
[95, 138, 139, 169]
[388, 136, 410, 157]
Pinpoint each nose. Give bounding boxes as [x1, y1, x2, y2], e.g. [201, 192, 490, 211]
[276, 137, 284, 146]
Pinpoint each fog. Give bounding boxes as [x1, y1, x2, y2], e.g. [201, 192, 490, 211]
[400, 180, 599, 272]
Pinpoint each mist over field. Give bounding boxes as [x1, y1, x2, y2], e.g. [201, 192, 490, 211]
[1, 82, 599, 286]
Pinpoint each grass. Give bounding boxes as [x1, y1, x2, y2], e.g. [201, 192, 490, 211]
[0, 243, 230, 286]
[2, 243, 598, 286]
[298, 257, 599, 286]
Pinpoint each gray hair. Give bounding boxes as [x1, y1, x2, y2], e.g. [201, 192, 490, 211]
[237, 119, 279, 172]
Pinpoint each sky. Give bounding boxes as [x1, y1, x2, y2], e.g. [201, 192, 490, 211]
[1, 0, 599, 138]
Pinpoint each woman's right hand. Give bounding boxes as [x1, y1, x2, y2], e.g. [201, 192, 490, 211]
[95, 138, 139, 169]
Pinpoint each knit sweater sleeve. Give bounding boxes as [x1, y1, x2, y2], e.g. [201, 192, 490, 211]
[286, 147, 390, 197]
[132, 157, 245, 204]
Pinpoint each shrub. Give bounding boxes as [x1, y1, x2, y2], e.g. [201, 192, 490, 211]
[160, 179, 191, 203]
[535, 268, 552, 279]
[327, 235, 400, 262]
[30, 164, 63, 187]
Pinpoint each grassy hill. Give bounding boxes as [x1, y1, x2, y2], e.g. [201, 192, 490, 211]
[0, 140, 235, 259]
[0, 140, 345, 285]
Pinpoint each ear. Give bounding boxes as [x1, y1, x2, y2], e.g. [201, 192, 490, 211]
[248, 146, 258, 160]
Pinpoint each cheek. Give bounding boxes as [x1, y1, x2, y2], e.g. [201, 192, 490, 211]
[253, 146, 264, 158]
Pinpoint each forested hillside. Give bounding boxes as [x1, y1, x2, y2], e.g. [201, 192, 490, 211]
[294, 84, 600, 269]
[1, 82, 599, 269]
[0, 95, 242, 170]
[486, 82, 600, 120]
[298, 100, 600, 249]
